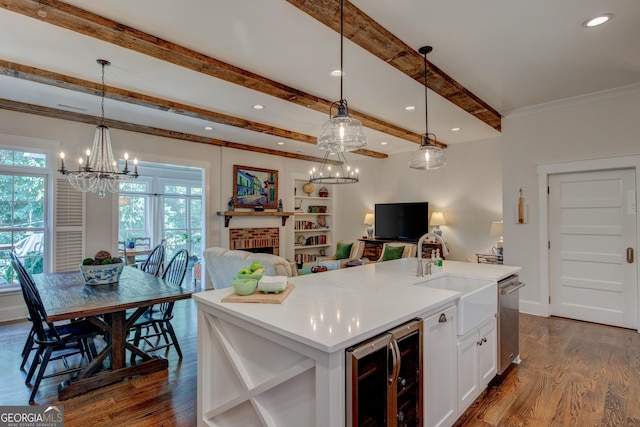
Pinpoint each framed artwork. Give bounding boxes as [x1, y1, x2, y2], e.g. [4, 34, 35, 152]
[233, 165, 278, 209]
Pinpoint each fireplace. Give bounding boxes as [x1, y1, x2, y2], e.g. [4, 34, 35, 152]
[230, 227, 280, 256]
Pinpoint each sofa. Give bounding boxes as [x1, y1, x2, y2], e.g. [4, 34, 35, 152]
[203, 247, 298, 289]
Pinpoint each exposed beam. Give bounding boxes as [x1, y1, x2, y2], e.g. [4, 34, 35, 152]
[0, 59, 387, 159]
[0, 0, 442, 148]
[0, 98, 343, 165]
[286, 0, 502, 132]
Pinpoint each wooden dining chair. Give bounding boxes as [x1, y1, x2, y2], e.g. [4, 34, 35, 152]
[11, 255, 101, 403]
[140, 242, 166, 277]
[11, 251, 38, 370]
[133, 237, 152, 266]
[130, 249, 189, 361]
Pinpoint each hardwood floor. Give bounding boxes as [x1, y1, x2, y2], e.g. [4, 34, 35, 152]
[456, 314, 640, 427]
[0, 298, 198, 427]
[1, 305, 639, 426]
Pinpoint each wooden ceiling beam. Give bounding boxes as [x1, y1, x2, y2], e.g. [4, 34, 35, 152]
[0, 0, 437, 149]
[0, 98, 343, 165]
[0, 59, 387, 159]
[286, 0, 502, 132]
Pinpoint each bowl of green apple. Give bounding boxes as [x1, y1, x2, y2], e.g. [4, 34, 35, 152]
[232, 261, 265, 295]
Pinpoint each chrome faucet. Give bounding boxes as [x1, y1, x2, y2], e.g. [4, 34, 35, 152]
[417, 233, 449, 277]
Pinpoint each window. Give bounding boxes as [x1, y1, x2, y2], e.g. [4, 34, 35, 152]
[118, 181, 150, 242]
[0, 148, 47, 289]
[163, 183, 202, 260]
[118, 163, 203, 263]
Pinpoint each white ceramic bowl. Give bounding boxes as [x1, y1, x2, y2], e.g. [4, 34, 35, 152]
[80, 262, 124, 285]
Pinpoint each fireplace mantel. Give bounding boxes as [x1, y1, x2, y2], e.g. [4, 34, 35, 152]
[216, 211, 295, 227]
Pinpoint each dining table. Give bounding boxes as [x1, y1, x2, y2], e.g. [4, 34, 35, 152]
[32, 265, 194, 400]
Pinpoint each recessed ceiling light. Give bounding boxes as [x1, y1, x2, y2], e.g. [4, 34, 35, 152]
[381, 141, 388, 145]
[404, 106, 416, 111]
[582, 14, 613, 28]
[330, 69, 343, 77]
[204, 126, 214, 131]
[252, 104, 265, 110]
[277, 141, 285, 145]
[451, 127, 460, 132]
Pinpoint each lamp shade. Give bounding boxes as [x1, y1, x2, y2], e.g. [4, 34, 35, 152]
[430, 211, 446, 226]
[363, 213, 375, 225]
[490, 221, 503, 237]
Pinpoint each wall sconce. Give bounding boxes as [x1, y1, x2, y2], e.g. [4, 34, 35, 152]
[363, 213, 375, 239]
[430, 211, 446, 237]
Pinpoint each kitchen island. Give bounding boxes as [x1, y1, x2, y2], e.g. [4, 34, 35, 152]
[193, 259, 520, 426]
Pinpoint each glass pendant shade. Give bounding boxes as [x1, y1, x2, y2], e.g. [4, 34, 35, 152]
[318, 102, 366, 152]
[409, 134, 446, 170]
[409, 45, 446, 171]
[317, 0, 366, 153]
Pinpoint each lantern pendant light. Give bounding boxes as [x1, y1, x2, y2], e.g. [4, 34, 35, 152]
[409, 46, 446, 170]
[317, 0, 367, 153]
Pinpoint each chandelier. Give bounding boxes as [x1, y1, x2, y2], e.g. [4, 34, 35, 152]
[58, 59, 139, 198]
[317, 0, 367, 152]
[309, 151, 359, 184]
[408, 46, 446, 170]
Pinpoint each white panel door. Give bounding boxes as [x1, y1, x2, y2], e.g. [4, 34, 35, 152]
[549, 169, 637, 328]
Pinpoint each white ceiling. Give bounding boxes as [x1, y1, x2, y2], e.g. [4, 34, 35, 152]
[0, 0, 638, 159]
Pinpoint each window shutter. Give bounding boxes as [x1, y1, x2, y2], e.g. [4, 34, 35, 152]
[54, 178, 85, 271]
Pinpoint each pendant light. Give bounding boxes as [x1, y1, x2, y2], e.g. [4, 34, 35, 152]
[317, 0, 367, 153]
[58, 59, 139, 197]
[409, 46, 446, 170]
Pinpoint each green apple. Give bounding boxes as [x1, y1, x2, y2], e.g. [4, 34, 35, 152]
[250, 261, 263, 272]
[238, 267, 252, 275]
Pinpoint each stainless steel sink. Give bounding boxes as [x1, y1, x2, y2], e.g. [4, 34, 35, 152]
[416, 275, 497, 335]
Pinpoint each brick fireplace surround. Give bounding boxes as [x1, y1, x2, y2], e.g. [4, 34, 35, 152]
[230, 227, 280, 256]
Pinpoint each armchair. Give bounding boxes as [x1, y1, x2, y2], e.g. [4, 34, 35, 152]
[317, 240, 365, 269]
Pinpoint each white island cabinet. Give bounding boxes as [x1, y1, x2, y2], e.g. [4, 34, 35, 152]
[193, 259, 520, 427]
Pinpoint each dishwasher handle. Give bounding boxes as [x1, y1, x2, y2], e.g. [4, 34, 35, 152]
[500, 281, 525, 295]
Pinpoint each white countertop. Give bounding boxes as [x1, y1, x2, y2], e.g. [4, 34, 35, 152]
[193, 259, 521, 353]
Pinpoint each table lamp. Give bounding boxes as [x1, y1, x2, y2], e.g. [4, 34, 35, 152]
[490, 220, 504, 255]
[430, 211, 446, 237]
[363, 213, 375, 239]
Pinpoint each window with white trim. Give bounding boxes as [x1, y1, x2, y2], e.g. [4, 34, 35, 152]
[0, 148, 47, 289]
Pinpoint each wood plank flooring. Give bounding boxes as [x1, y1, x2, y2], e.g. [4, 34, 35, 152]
[1, 303, 639, 426]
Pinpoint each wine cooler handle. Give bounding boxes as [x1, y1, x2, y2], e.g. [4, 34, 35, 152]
[388, 338, 401, 385]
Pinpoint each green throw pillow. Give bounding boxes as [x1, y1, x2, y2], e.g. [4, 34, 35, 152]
[382, 245, 405, 261]
[334, 242, 353, 260]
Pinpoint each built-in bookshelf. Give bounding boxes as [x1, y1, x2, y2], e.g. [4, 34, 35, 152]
[293, 179, 333, 268]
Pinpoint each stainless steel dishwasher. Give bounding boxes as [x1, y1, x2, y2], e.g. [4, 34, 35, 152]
[497, 274, 525, 375]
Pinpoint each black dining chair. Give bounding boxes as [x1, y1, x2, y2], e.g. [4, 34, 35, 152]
[140, 242, 166, 277]
[11, 251, 38, 370]
[11, 256, 101, 403]
[129, 249, 189, 361]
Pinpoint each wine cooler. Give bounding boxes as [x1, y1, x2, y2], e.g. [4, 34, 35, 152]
[346, 319, 423, 427]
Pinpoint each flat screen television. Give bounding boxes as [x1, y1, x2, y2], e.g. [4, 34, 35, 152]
[374, 202, 429, 241]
